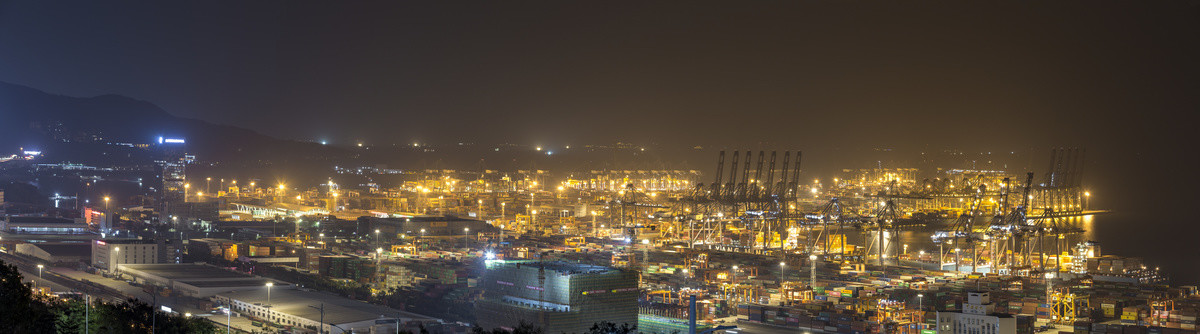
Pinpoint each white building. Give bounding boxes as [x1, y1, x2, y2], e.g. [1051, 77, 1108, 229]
[214, 288, 435, 333]
[92, 239, 157, 271]
[937, 292, 1017, 334]
[118, 263, 285, 297]
[16, 243, 91, 264]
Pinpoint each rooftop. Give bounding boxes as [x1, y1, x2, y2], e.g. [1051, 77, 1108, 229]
[178, 278, 278, 288]
[120, 263, 252, 280]
[218, 288, 435, 324]
[6, 216, 80, 225]
[33, 243, 92, 257]
[494, 260, 616, 275]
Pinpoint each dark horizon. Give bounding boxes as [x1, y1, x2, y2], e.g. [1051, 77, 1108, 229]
[1, 1, 1197, 151]
[5, 3, 1200, 331]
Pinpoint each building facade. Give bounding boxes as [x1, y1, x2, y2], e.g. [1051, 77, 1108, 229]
[475, 260, 639, 333]
[937, 292, 1030, 334]
[92, 239, 158, 271]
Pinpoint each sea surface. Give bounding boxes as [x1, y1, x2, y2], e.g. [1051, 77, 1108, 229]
[839, 212, 1198, 285]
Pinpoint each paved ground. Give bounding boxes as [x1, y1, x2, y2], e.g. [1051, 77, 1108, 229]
[1, 252, 264, 333]
[51, 266, 266, 332]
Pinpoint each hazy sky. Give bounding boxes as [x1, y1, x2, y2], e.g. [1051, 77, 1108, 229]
[1, 1, 1197, 152]
[5, 0, 1200, 282]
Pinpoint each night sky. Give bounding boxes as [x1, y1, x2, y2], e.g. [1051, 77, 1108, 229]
[3, 1, 1200, 207]
[3, 1, 1200, 279]
[2, 1, 1197, 151]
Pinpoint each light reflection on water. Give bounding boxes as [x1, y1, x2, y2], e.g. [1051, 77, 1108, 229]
[823, 213, 1193, 283]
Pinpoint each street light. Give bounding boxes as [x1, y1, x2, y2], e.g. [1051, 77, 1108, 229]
[37, 264, 44, 279]
[809, 254, 818, 287]
[779, 261, 786, 284]
[113, 247, 120, 277]
[265, 282, 274, 307]
[222, 306, 231, 334]
[464, 227, 470, 248]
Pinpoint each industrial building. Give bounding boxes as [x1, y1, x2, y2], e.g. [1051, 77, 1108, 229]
[214, 287, 434, 333]
[118, 263, 285, 297]
[227, 202, 328, 219]
[937, 292, 1032, 334]
[360, 216, 501, 241]
[92, 239, 157, 271]
[1, 216, 91, 234]
[475, 260, 639, 334]
[15, 243, 91, 264]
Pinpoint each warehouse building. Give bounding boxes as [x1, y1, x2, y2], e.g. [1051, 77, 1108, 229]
[937, 292, 1033, 334]
[118, 263, 286, 297]
[92, 239, 157, 272]
[1, 216, 91, 235]
[16, 243, 91, 264]
[214, 287, 434, 333]
[475, 260, 639, 333]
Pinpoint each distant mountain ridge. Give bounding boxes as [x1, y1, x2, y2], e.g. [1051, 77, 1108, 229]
[0, 81, 344, 161]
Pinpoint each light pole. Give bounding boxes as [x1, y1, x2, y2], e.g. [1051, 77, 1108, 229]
[206, 177, 212, 194]
[731, 265, 738, 285]
[223, 306, 231, 334]
[779, 261, 786, 285]
[377, 248, 384, 282]
[265, 282, 274, 307]
[501, 202, 506, 220]
[103, 196, 111, 231]
[917, 293, 925, 329]
[464, 227, 470, 248]
[113, 247, 120, 278]
[37, 263, 44, 279]
[1084, 191, 1091, 210]
[184, 183, 190, 202]
[375, 229, 381, 246]
[809, 254, 818, 287]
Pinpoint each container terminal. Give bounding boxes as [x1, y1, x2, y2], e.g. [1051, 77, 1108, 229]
[2, 146, 1190, 334]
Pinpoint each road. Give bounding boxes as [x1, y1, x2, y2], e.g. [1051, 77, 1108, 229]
[0, 251, 262, 333]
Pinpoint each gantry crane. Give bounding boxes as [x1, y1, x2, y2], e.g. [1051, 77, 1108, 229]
[931, 185, 985, 272]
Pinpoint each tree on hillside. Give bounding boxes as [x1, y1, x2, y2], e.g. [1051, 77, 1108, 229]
[588, 321, 637, 334]
[472, 320, 544, 334]
[0, 263, 56, 332]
